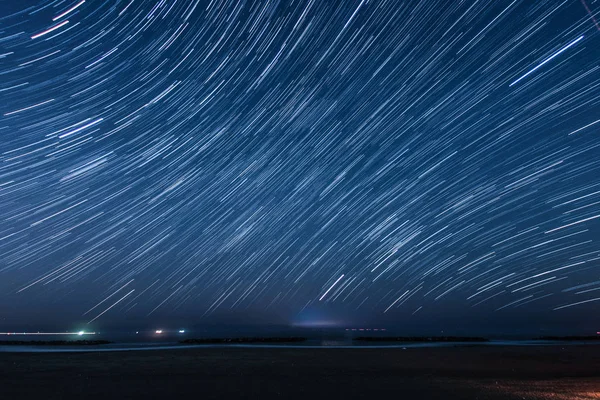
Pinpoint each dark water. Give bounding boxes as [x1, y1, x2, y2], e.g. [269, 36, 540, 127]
[2, 336, 599, 353]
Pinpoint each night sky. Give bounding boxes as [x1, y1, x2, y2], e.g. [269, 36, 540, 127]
[1, 0, 599, 334]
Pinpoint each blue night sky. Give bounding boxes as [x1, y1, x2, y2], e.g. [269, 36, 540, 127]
[0, 0, 599, 334]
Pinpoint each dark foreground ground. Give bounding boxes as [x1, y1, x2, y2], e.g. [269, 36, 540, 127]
[0, 345, 599, 399]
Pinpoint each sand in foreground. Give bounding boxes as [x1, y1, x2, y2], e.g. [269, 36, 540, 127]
[0, 345, 599, 399]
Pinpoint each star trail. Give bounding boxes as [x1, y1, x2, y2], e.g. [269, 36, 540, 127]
[0, 0, 599, 330]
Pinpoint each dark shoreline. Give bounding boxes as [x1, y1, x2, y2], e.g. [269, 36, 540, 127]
[354, 336, 488, 342]
[2, 335, 599, 348]
[537, 335, 600, 341]
[180, 336, 307, 344]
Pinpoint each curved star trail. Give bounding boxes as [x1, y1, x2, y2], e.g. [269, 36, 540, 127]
[0, 0, 599, 327]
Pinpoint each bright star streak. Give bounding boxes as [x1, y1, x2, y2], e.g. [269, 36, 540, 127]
[509, 35, 585, 86]
[319, 275, 345, 301]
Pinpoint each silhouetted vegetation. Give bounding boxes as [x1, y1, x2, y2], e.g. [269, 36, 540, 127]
[537, 336, 600, 341]
[180, 337, 307, 344]
[354, 336, 488, 342]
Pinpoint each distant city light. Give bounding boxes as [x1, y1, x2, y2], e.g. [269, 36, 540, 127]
[78, 331, 85, 336]
[346, 328, 386, 331]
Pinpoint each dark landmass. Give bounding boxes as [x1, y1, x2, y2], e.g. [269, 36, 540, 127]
[180, 336, 307, 344]
[354, 336, 488, 342]
[0, 340, 112, 346]
[0, 345, 598, 399]
[537, 336, 600, 341]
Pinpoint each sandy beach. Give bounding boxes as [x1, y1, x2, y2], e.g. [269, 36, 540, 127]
[0, 344, 598, 399]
